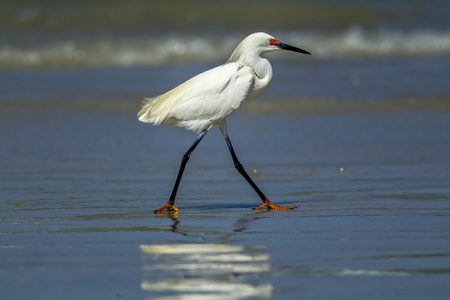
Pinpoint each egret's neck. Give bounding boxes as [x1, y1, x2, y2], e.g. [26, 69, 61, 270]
[252, 56, 272, 80]
[228, 49, 271, 76]
[227, 47, 273, 98]
[246, 55, 273, 99]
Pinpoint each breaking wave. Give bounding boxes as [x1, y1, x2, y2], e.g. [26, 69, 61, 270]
[1, 27, 449, 68]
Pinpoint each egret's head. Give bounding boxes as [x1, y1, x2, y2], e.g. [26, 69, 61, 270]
[267, 36, 311, 55]
[227, 32, 310, 64]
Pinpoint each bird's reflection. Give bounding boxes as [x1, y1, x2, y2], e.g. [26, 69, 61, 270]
[141, 213, 273, 299]
[169, 216, 187, 237]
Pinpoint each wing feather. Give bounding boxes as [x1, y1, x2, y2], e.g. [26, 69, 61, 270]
[138, 63, 254, 133]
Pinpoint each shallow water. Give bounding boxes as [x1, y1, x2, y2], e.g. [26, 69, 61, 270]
[1, 107, 449, 299]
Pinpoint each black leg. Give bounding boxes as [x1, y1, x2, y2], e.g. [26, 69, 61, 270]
[169, 129, 208, 204]
[154, 129, 208, 213]
[217, 119, 296, 210]
[224, 136, 267, 203]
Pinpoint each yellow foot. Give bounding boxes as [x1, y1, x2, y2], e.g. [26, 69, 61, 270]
[253, 198, 297, 210]
[154, 201, 180, 214]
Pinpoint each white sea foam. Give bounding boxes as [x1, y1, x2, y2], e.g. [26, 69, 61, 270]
[1, 28, 449, 68]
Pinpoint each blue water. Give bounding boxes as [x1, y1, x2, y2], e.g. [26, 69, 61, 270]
[1, 55, 449, 105]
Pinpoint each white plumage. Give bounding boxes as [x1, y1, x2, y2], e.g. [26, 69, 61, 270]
[138, 32, 310, 213]
[138, 63, 254, 133]
[138, 32, 283, 133]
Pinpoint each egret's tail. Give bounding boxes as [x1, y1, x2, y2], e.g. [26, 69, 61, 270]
[137, 97, 164, 124]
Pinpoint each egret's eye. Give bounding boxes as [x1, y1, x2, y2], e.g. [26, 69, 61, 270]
[268, 38, 274, 45]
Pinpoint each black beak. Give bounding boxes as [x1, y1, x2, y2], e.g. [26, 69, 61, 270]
[277, 42, 311, 55]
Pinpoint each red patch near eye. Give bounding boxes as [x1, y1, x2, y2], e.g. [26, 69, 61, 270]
[270, 38, 280, 46]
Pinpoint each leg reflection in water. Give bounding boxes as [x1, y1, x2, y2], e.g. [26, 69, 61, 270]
[141, 213, 273, 299]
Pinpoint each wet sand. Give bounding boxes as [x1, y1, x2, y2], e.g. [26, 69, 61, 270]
[2, 1, 450, 298]
[1, 106, 449, 299]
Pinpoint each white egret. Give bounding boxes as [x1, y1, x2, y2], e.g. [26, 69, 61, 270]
[138, 32, 311, 213]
